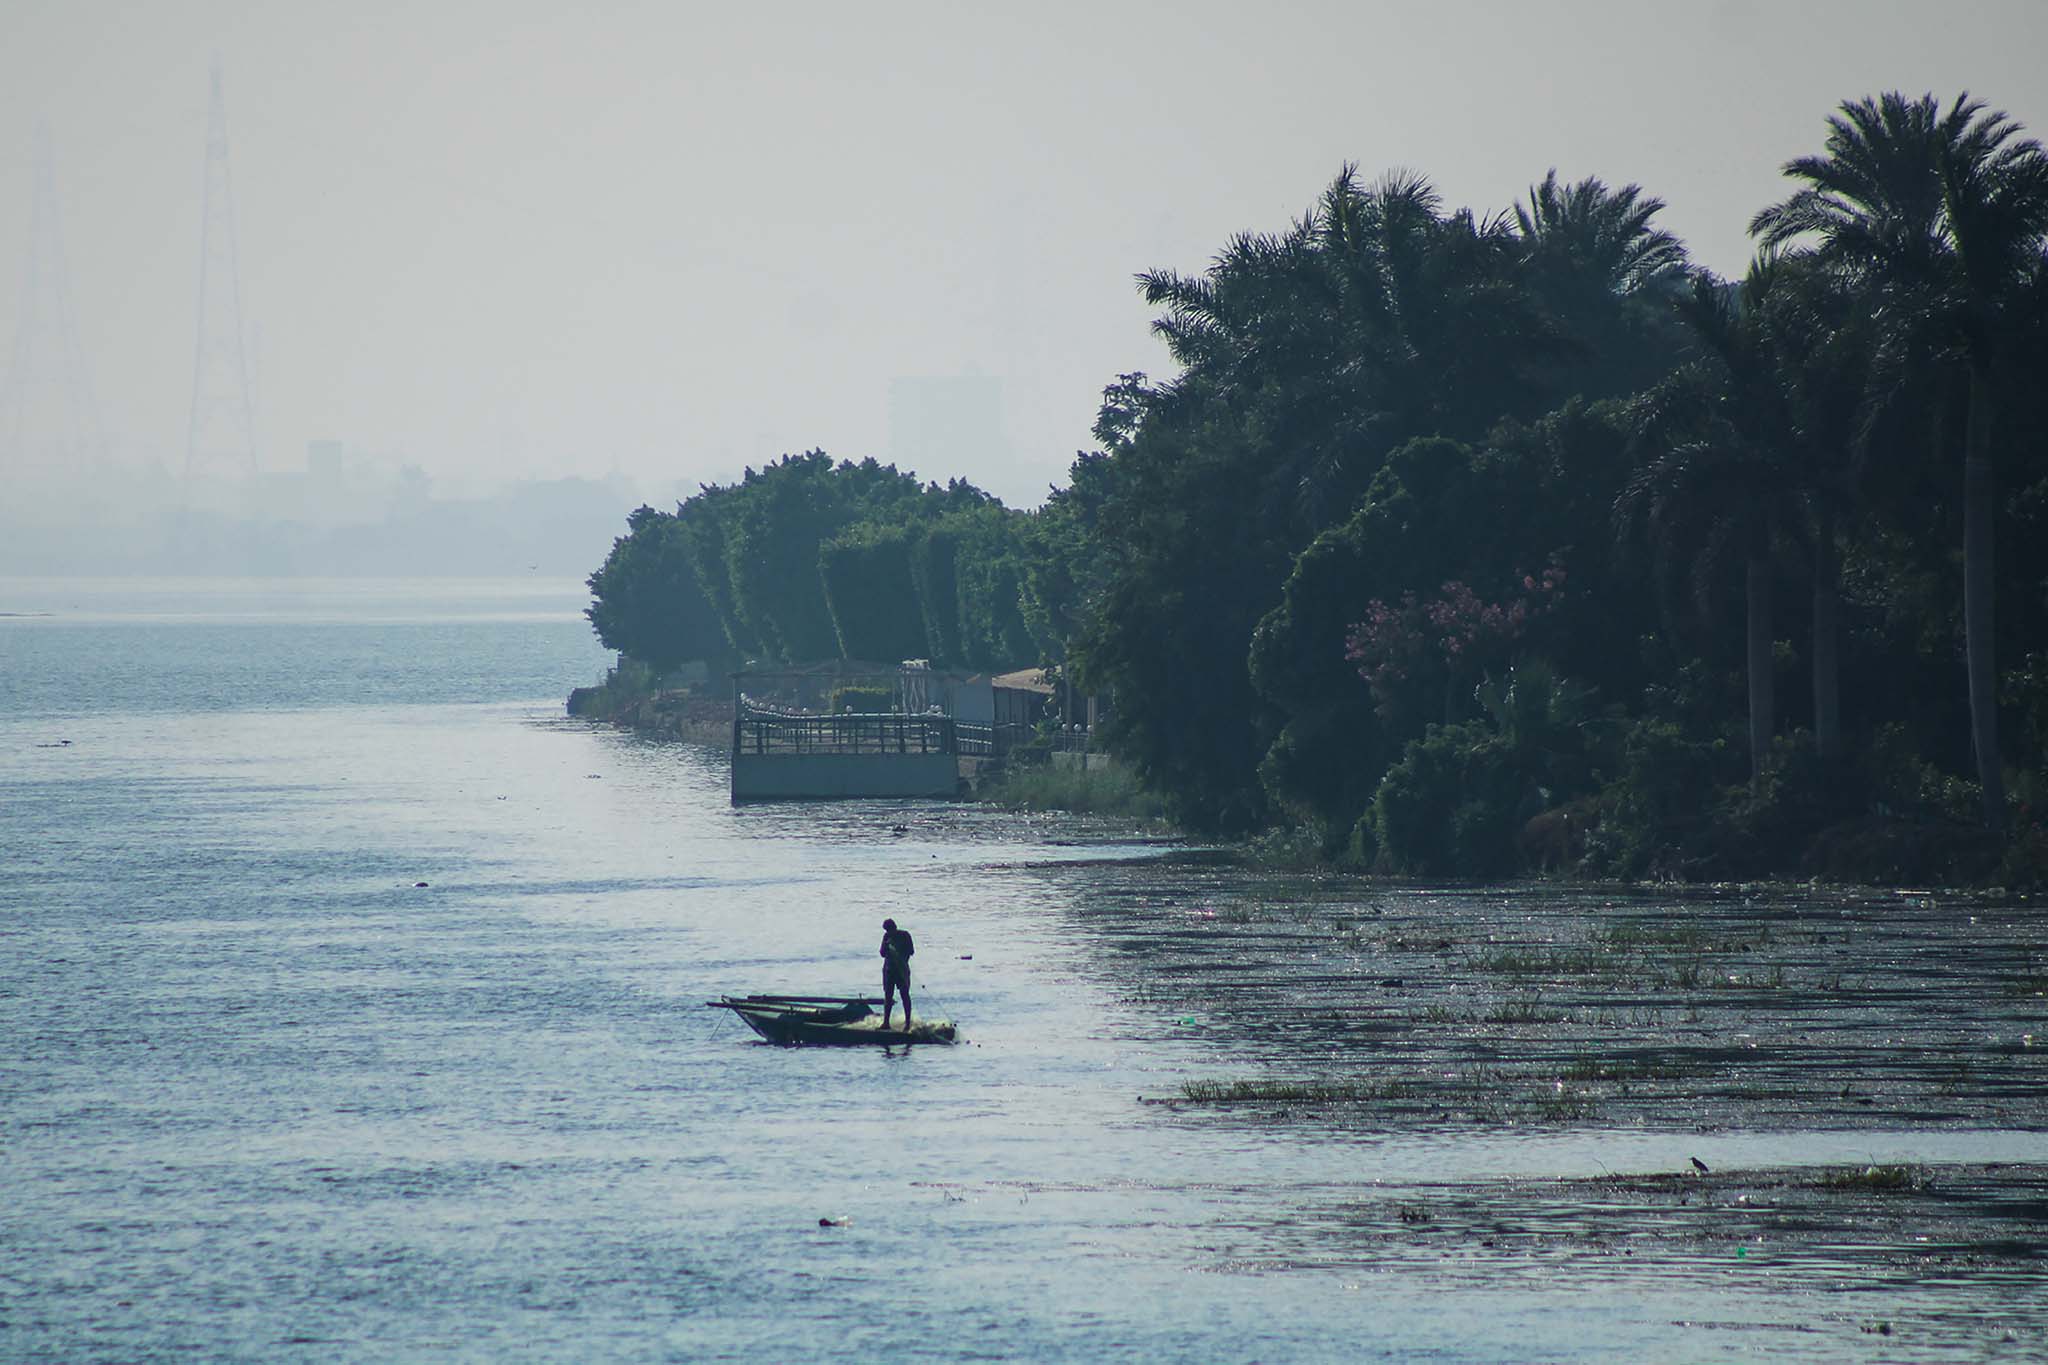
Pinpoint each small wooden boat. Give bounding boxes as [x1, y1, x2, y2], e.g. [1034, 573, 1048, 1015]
[707, 994, 957, 1046]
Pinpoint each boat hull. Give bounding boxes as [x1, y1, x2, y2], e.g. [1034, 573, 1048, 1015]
[710, 994, 956, 1046]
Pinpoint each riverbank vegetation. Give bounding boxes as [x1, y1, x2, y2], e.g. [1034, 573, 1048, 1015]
[584, 90, 2048, 887]
[978, 761, 1169, 820]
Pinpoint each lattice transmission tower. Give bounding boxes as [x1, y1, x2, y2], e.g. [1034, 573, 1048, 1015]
[183, 61, 258, 490]
[2, 122, 107, 497]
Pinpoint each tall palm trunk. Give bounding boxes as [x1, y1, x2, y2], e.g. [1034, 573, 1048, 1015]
[1746, 552, 1775, 791]
[1963, 364, 2003, 826]
[1811, 503, 1841, 761]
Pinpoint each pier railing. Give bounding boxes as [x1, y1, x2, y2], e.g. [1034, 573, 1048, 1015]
[736, 704, 955, 756]
[734, 704, 1036, 759]
[953, 721, 1035, 758]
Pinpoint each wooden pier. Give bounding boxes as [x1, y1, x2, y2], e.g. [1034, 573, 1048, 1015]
[727, 667, 1036, 803]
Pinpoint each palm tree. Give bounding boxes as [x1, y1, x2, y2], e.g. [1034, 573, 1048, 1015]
[1133, 166, 1553, 535]
[1090, 167, 1575, 830]
[1619, 268, 1803, 790]
[1753, 92, 2048, 826]
[1516, 169, 1689, 297]
[1514, 170, 1691, 403]
[1746, 256, 1885, 762]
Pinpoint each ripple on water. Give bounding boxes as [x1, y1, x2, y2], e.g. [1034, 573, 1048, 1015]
[3, 627, 2046, 1360]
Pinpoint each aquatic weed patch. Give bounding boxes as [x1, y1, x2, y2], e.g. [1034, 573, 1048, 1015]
[1484, 997, 1566, 1024]
[1177, 1077, 1416, 1104]
[1468, 946, 1617, 977]
[1174, 1066, 1614, 1125]
[1057, 870, 2048, 1132]
[1559, 1054, 1692, 1082]
[1598, 917, 1774, 953]
[1815, 1164, 1924, 1192]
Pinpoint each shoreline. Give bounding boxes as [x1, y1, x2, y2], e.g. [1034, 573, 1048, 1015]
[566, 684, 733, 746]
[563, 684, 2029, 894]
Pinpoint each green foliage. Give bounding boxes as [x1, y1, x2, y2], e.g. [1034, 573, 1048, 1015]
[583, 94, 2048, 883]
[1073, 164, 1638, 832]
[2002, 652, 2048, 779]
[1581, 718, 1737, 877]
[1860, 723, 1985, 825]
[1362, 662, 1603, 878]
[1248, 436, 1485, 830]
[720, 452, 923, 662]
[1018, 451, 1117, 663]
[829, 684, 897, 714]
[944, 505, 1038, 670]
[908, 523, 962, 664]
[584, 505, 731, 676]
[589, 454, 1046, 677]
[1365, 722, 1525, 878]
[979, 760, 1167, 819]
[1073, 416, 1290, 832]
[820, 525, 925, 663]
[670, 488, 757, 659]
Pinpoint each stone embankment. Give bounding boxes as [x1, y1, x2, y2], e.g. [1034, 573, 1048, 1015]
[566, 687, 733, 747]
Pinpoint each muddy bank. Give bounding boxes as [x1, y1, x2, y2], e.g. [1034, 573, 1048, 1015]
[566, 685, 732, 746]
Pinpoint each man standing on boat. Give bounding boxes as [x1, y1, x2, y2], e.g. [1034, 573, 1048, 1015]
[879, 917, 914, 1029]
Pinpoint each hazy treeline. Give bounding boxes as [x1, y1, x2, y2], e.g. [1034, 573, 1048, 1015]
[589, 91, 2048, 883]
[585, 451, 1049, 676]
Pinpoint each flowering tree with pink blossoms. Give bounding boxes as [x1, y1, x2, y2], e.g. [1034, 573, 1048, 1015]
[1345, 563, 1566, 724]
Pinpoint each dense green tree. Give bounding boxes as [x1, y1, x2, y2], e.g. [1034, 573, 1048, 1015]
[908, 521, 963, 665]
[1247, 437, 1492, 840]
[699, 453, 946, 664]
[1017, 450, 1119, 666]
[585, 505, 730, 675]
[1078, 170, 1577, 830]
[670, 485, 759, 659]
[580, 92, 2048, 883]
[1753, 92, 2048, 825]
[1620, 267, 1812, 788]
[1515, 170, 1692, 401]
[590, 454, 1044, 678]
[819, 523, 927, 662]
[1516, 169, 1688, 295]
[1250, 403, 1643, 849]
[939, 502, 1038, 671]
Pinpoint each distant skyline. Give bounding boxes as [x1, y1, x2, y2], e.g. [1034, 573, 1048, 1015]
[4, 0, 2046, 513]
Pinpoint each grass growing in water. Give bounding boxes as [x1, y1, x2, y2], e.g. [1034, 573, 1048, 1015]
[1470, 947, 1615, 977]
[1486, 998, 1565, 1024]
[1559, 1055, 1690, 1081]
[1179, 1078, 1412, 1104]
[1598, 919, 1772, 953]
[1816, 1164, 1923, 1191]
[979, 761, 1169, 819]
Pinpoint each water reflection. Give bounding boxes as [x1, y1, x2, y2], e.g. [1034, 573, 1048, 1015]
[4, 692, 2043, 1362]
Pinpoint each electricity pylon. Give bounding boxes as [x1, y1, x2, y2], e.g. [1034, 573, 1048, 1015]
[182, 60, 258, 491]
[2, 122, 107, 497]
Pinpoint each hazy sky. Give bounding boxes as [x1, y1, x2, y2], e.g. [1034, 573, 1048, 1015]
[4, 0, 2044, 509]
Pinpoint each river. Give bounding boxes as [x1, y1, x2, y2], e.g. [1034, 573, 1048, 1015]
[2, 576, 2043, 1362]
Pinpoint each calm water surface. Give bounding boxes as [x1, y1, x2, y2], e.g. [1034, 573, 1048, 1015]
[2, 577, 2043, 1362]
